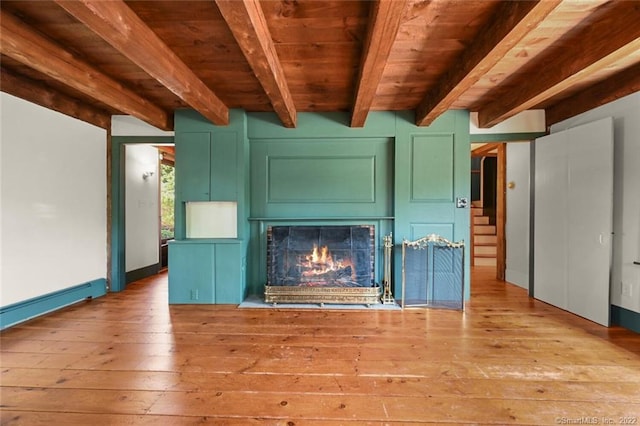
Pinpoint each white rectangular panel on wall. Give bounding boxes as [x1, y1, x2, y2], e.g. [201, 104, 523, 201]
[534, 117, 613, 326]
[186, 201, 237, 239]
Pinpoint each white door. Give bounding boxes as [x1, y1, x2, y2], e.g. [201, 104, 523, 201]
[534, 117, 613, 326]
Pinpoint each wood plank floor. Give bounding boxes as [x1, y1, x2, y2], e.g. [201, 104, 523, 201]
[2, 267, 639, 425]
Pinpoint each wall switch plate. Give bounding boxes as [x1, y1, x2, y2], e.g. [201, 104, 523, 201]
[456, 197, 468, 208]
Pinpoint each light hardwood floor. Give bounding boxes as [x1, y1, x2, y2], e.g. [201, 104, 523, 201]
[2, 267, 639, 425]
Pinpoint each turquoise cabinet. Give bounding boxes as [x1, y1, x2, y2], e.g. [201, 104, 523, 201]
[171, 109, 249, 305]
[210, 132, 238, 201]
[176, 132, 211, 201]
[175, 131, 238, 202]
[168, 240, 243, 304]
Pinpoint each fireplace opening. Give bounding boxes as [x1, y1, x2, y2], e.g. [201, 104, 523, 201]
[265, 225, 379, 304]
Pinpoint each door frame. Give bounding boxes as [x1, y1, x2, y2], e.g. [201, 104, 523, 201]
[470, 142, 506, 280]
[109, 136, 174, 292]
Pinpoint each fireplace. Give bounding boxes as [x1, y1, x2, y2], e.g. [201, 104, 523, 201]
[265, 225, 380, 304]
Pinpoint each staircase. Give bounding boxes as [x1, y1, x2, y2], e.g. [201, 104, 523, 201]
[471, 204, 497, 267]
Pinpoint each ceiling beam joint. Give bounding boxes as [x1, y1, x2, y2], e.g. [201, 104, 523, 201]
[55, 0, 229, 126]
[416, 0, 561, 127]
[351, 0, 407, 128]
[0, 9, 172, 130]
[215, 0, 296, 128]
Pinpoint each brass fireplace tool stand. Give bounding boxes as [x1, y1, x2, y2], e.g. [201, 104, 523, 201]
[381, 233, 395, 304]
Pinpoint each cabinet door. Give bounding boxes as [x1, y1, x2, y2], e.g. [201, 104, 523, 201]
[177, 132, 210, 201]
[211, 132, 238, 201]
[169, 243, 215, 303]
[534, 117, 613, 326]
[214, 243, 243, 303]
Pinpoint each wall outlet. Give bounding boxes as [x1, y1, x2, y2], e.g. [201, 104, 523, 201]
[621, 282, 632, 297]
[191, 289, 199, 300]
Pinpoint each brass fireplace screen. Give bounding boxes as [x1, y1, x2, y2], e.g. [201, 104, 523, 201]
[402, 234, 465, 310]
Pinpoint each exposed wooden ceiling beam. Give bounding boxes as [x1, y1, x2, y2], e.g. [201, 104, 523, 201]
[471, 143, 500, 158]
[415, 0, 561, 127]
[545, 63, 640, 127]
[0, 10, 172, 131]
[477, 2, 640, 128]
[55, 0, 229, 126]
[1, 67, 111, 129]
[351, 0, 407, 128]
[215, 0, 296, 128]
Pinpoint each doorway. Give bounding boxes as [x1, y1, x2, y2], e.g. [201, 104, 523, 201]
[110, 136, 174, 292]
[158, 147, 175, 270]
[470, 143, 508, 281]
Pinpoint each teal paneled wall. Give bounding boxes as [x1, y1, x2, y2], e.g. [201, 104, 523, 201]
[248, 135, 394, 295]
[268, 156, 375, 202]
[174, 109, 248, 241]
[250, 138, 393, 219]
[170, 109, 248, 304]
[171, 109, 470, 303]
[247, 112, 398, 297]
[410, 135, 454, 201]
[169, 240, 243, 304]
[247, 110, 470, 300]
[395, 110, 471, 299]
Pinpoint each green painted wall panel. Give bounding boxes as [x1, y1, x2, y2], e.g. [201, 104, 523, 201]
[211, 132, 238, 201]
[409, 223, 454, 241]
[171, 109, 470, 303]
[411, 135, 454, 202]
[395, 110, 470, 300]
[247, 111, 397, 139]
[171, 109, 248, 304]
[169, 241, 244, 304]
[214, 243, 243, 303]
[176, 132, 211, 201]
[251, 138, 392, 219]
[168, 242, 215, 303]
[267, 156, 375, 203]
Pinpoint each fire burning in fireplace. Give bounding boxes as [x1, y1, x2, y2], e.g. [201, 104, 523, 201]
[267, 225, 374, 288]
[300, 244, 355, 282]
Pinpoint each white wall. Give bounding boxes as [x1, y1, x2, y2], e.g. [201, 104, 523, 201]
[0, 93, 107, 306]
[125, 145, 159, 272]
[470, 110, 545, 135]
[550, 92, 640, 314]
[505, 142, 530, 289]
[112, 115, 174, 137]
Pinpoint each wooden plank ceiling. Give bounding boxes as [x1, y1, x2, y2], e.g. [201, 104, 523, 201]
[1, 0, 639, 131]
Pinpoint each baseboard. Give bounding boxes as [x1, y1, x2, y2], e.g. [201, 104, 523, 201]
[126, 263, 160, 284]
[611, 305, 640, 334]
[0, 278, 107, 330]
